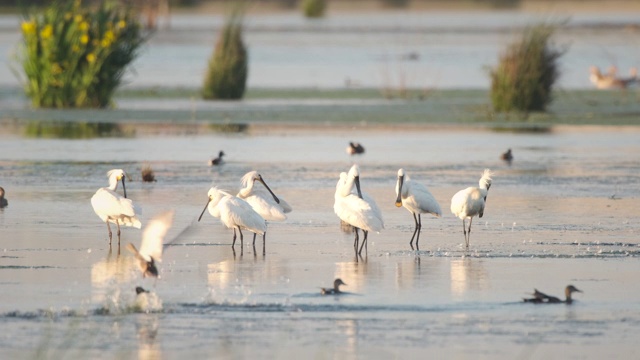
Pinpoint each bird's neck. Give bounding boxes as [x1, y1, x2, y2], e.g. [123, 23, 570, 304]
[108, 178, 119, 191]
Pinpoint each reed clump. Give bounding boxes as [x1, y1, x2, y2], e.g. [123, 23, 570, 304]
[16, 0, 146, 108]
[302, 0, 327, 18]
[490, 23, 563, 113]
[202, 7, 247, 100]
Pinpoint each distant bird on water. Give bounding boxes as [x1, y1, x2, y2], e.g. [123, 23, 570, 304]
[0, 186, 8, 208]
[450, 169, 493, 250]
[589, 66, 637, 89]
[91, 169, 141, 245]
[523, 285, 582, 304]
[346, 142, 365, 155]
[321, 278, 347, 295]
[501, 149, 513, 164]
[395, 168, 442, 251]
[198, 187, 267, 248]
[334, 164, 384, 254]
[209, 151, 225, 166]
[237, 171, 292, 248]
[127, 210, 175, 278]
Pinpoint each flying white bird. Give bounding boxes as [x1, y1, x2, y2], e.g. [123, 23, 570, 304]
[237, 171, 292, 247]
[395, 168, 442, 250]
[450, 169, 493, 249]
[334, 164, 384, 254]
[198, 187, 267, 248]
[127, 210, 175, 278]
[91, 169, 141, 245]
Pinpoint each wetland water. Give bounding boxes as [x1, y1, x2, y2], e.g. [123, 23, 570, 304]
[0, 126, 639, 358]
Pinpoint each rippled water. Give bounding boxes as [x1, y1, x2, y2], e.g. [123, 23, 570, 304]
[0, 126, 639, 358]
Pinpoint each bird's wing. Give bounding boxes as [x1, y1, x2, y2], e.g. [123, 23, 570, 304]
[225, 198, 267, 234]
[139, 210, 175, 263]
[451, 187, 483, 218]
[336, 194, 384, 232]
[244, 194, 287, 221]
[409, 182, 442, 216]
[91, 188, 127, 217]
[278, 197, 293, 213]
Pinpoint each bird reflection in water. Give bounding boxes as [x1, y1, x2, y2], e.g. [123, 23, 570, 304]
[136, 314, 161, 360]
[449, 258, 489, 299]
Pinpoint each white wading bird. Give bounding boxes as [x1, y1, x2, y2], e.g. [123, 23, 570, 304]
[198, 187, 267, 248]
[450, 169, 493, 250]
[334, 164, 384, 255]
[395, 168, 442, 251]
[91, 169, 141, 245]
[237, 171, 292, 247]
[127, 210, 175, 278]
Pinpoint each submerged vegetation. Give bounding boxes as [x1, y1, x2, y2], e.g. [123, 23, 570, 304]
[202, 5, 247, 100]
[23, 121, 128, 139]
[490, 23, 563, 113]
[16, 0, 146, 108]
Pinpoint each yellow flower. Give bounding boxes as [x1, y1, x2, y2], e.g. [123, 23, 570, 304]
[21, 21, 36, 34]
[117, 20, 126, 30]
[86, 53, 96, 63]
[51, 63, 62, 75]
[80, 34, 89, 44]
[40, 24, 53, 40]
[74, 14, 83, 23]
[64, 13, 72, 21]
[101, 38, 111, 48]
[101, 30, 115, 47]
[79, 21, 89, 31]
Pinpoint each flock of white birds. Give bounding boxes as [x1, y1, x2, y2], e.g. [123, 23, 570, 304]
[90, 164, 493, 280]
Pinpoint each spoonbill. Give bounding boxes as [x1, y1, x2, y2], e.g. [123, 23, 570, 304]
[334, 164, 384, 254]
[0, 186, 7, 208]
[198, 187, 267, 248]
[395, 168, 442, 250]
[209, 151, 225, 166]
[127, 210, 175, 278]
[346, 142, 365, 155]
[450, 169, 493, 250]
[237, 171, 292, 247]
[91, 169, 141, 245]
[523, 285, 582, 304]
[321, 278, 347, 295]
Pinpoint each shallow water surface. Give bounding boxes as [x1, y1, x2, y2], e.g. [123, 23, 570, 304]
[0, 126, 639, 358]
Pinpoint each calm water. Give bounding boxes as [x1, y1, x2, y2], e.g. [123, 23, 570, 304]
[0, 126, 639, 358]
[1, 10, 640, 90]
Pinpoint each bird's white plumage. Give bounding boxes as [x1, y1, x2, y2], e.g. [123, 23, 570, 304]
[138, 210, 175, 263]
[91, 169, 141, 229]
[205, 187, 267, 236]
[396, 168, 442, 217]
[334, 165, 384, 233]
[450, 169, 493, 248]
[237, 171, 292, 221]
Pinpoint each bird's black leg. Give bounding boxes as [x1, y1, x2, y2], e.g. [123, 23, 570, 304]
[466, 217, 473, 249]
[359, 230, 368, 255]
[415, 214, 422, 251]
[263, 233, 266, 256]
[409, 213, 419, 250]
[232, 228, 237, 247]
[252, 232, 257, 246]
[116, 221, 121, 245]
[238, 227, 244, 247]
[106, 222, 113, 245]
[462, 219, 467, 247]
[354, 228, 360, 252]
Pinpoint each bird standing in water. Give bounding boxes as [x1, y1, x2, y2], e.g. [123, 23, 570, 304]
[395, 168, 442, 251]
[209, 151, 225, 166]
[91, 169, 141, 245]
[334, 164, 384, 255]
[321, 278, 347, 295]
[198, 187, 267, 248]
[524, 285, 583, 304]
[450, 169, 493, 250]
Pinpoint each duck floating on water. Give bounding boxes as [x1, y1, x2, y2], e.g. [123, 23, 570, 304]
[209, 151, 225, 166]
[0, 186, 8, 208]
[321, 278, 347, 295]
[501, 149, 513, 164]
[524, 285, 582, 304]
[346, 142, 365, 155]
